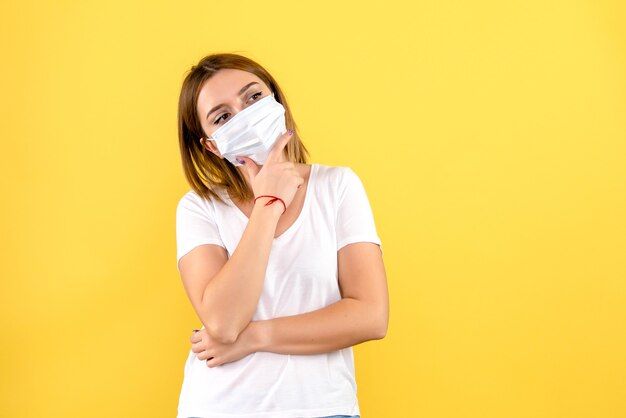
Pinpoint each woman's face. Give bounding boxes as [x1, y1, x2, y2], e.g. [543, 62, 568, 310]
[196, 68, 273, 157]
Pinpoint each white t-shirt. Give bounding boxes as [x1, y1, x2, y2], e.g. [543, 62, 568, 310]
[175, 163, 382, 418]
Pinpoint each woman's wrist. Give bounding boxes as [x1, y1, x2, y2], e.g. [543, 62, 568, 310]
[247, 320, 271, 353]
[254, 195, 286, 215]
[252, 196, 284, 217]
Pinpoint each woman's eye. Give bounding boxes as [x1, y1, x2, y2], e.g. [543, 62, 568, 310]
[212, 93, 262, 125]
[213, 113, 229, 125]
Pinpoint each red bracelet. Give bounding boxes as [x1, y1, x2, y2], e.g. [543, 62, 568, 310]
[254, 195, 286, 215]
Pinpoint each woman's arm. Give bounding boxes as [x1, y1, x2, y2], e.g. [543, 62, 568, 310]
[248, 242, 388, 354]
[179, 132, 302, 344]
[179, 201, 282, 345]
[190, 242, 387, 368]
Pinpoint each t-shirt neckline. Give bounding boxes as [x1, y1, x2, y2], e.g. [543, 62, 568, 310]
[224, 163, 317, 242]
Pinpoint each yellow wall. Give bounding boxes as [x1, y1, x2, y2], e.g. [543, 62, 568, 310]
[1, 1, 625, 417]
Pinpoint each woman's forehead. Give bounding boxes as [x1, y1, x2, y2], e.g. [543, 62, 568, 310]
[200, 69, 266, 103]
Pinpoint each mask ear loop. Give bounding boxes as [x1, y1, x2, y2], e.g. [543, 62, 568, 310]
[201, 137, 225, 160]
[200, 138, 210, 154]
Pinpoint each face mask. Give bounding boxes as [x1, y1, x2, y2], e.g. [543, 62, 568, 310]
[208, 93, 287, 166]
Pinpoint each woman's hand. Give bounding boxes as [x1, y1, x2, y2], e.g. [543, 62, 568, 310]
[236, 130, 304, 209]
[189, 322, 262, 368]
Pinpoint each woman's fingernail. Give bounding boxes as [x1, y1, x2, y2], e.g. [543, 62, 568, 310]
[236, 158, 245, 164]
[288, 129, 293, 135]
[192, 329, 199, 332]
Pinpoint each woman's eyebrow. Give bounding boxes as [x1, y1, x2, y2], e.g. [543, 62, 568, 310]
[206, 82, 260, 119]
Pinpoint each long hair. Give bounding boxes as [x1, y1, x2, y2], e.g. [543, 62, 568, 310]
[177, 52, 309, 203]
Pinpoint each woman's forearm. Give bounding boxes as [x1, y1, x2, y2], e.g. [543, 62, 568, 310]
[249, 297, 387, 355]
[200, 201, 282, 343]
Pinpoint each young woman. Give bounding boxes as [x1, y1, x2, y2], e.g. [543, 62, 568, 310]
[175, 52, 389, 418]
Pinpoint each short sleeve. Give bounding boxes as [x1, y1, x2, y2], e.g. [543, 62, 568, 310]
[176, 191, 226, 271]
[335, 168, 383, 253]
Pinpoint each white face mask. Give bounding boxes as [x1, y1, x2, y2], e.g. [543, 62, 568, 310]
[208, 93, 287, 166]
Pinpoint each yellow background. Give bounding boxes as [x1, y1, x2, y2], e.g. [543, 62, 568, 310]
[1, 0, 625, 417]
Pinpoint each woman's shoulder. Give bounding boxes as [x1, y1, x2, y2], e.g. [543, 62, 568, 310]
[176, 189, 223, 216]
[177, 189, 207, 206]
[310, 163, 364, 190]
[310, 163, 356, 181]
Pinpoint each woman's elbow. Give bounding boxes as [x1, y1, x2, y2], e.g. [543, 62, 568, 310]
[373, 319, 388, 340]
[369, 306, 388, 340]
[205, 321, 240, 344]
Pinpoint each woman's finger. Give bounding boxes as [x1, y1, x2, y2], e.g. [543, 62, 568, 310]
[265, 130, 293, 164]
[191, 341, 204, 353]
[237, 155, 259, 180]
